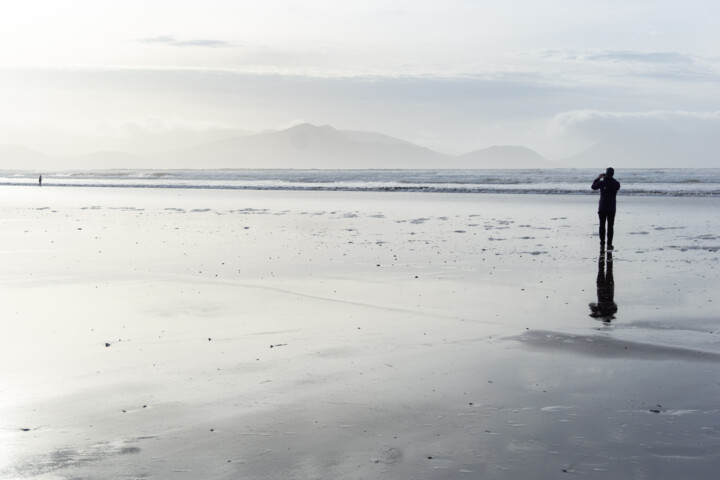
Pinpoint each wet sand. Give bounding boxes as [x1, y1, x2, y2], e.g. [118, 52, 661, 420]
[1, 187, 719, 479]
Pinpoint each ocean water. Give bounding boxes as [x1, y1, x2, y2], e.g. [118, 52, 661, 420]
[1, 168, 719, 197]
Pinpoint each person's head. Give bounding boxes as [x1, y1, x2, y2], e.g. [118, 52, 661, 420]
[605, 167, 614, 178]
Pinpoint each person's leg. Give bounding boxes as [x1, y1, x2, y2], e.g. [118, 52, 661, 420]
[606, 211, 616, 247]
[598, 212, 607, 245]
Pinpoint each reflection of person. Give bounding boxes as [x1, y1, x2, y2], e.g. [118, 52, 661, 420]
[591, 167, 620, 250]
[589, 251, 617, 322]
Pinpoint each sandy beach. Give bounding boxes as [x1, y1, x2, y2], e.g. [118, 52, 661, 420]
[1, 186, 719, 479]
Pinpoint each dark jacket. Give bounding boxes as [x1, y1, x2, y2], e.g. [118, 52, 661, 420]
[591, 177, 621, 213]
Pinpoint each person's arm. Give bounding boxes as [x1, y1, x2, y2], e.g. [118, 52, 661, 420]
[591, 173, 604, 190]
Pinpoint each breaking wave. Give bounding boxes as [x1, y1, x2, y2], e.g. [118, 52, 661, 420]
[2, 168, 719, 197]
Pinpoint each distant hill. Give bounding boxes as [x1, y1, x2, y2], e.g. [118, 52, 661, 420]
[155, 123, 446, 169]
[562, 137, 720, 168]
[77, 127, 258, 157]
[0, 145, 57, 170]
[1, 123, 553, 170]
[0, 145, 146, 171]
[154, 123, 552, 169]
[561, 140, 660, 168]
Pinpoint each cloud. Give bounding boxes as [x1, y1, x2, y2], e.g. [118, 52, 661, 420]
[530, 49, 720, 87]
[108, 117, 243, 136]
[546, 110, 720, 157]
[544, 110, 720, 166]
[540, 49, 698, 65]
[553, 110, 720, 136]
[138, 35, 233, 48]
[138, 35, 176, 44]
[172, 39, 233, 48]
[584, 51, 696, 65]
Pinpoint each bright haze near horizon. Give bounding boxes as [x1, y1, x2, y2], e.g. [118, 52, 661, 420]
[1, 0, 720, 168]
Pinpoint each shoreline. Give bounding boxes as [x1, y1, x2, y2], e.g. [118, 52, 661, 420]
[2, 167, 720, 198]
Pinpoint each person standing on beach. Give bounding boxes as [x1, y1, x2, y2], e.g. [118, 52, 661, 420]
[591, 167, 620, 250]
[38, 175, 42, 186]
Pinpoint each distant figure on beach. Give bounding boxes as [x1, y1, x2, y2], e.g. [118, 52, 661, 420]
[591, 167, 620, 250]
[38, 175, 42, 186]
[589, 251, 617, 322]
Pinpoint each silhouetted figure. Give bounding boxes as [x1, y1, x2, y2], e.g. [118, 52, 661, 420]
[38, 175, 42, 186]
[589, 250, 617, 322]
[591, 167, 620, 250]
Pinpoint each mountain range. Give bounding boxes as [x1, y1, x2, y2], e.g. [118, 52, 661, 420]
[0, 123, 712, 170]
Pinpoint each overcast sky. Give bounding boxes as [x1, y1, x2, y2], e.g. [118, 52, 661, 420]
[1, 0, 720, 161]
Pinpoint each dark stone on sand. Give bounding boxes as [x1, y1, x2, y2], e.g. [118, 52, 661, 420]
[21, 428, 31, 431]
[650, 409, 661, 414]
[105, 343, 111, 347]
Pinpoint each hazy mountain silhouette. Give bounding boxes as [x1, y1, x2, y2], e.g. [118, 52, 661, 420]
[2, 123, 553, 170]
[562, 135, 720, 168]
[82, 127, 258, 157]
[0, 145, 146, 170]
[4, 123, 719, 170]
[0, 145, 57, 170]
[155, 123, 446, 169]
[561, 140, 662, 168]
[153, 124, 552, 169]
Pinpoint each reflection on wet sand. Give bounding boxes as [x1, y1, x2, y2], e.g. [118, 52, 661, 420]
[589, 249, 617, 322]
[508, 329, 720, 362]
